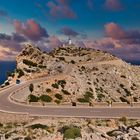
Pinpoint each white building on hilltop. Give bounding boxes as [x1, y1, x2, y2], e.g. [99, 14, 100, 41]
[68, 38, 72, 45]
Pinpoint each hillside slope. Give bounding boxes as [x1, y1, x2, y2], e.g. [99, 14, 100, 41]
[16, 43, 140, 103]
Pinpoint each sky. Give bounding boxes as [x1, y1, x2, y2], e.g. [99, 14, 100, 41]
[0, 0, 140, 61]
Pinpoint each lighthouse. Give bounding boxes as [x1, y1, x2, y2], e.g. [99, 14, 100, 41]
[68, 37, 72, 45]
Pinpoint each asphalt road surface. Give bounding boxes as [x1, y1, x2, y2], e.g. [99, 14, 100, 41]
[0, 77, 140, 119]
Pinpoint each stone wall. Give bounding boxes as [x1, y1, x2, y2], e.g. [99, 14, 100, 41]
[0, 111, 30, 123]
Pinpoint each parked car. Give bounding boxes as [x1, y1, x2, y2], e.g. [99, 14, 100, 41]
[16, 79, 20, 84]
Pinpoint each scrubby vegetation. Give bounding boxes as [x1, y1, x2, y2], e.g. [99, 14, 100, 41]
[28, 94, 39, 102]
[55, 94, 63, 100]
[59, 126, 81, 139]
[16, 69, 24, 78]
[40, 95, 52, 102]
[23, 59, 37, 67]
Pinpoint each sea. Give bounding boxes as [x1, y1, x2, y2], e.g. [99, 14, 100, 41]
[0, 60, 140, 85]
[0, 61, 16, 85]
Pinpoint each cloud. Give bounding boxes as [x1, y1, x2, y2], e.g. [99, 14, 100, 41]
[105, 22, 140, 44]
[83, 22, 140, 61]
[105, 22, 126, 39]
[0, 31, 62, 60]
[35, 36, 62, 52]
[0, 33, 27, 60]
[60, 27, 79, 37]
[47, 0, 76, 19]
[13, 19, 49, 41]
[105, 0, 123, 11]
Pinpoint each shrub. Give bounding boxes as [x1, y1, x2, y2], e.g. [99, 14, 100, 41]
[63, 127, 81, 139]
[46, 88, 51, 93]
[16, 69, 24, 78]
[120, 97, 129, 104]
[71, 60, 75, 64]
[77, 98, 89, 103]
[5, 81, 10, 86]
[52, 83, 59, 89]
[28, 94, 39, 102]
[23, 59, 37, 67]
[55, 100, 61, 104]
[61, 89, 70, 95]
[120, 84, 124, 88]
[119, 116, 127, 125]
[121, 75, 126, 78]
[55, 94, 63, 100]
[57, 80, 66, 85]
[84, 91, 93, 99]
[40, 95, 52, 102]
[38, 65, 46, 69]
[97, 93, 105, 101]
[58, 57, 65, 61]
[28, 124, 48, 130]
[29, 83, 34, 93]
[124, 88, 131, 96]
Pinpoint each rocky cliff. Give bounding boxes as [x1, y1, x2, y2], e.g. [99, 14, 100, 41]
[16, 43, 140, 103]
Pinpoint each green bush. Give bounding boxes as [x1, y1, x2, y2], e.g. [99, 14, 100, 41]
[46, 88, 51, 93]
[55, 100, 61, 104]
[29, 83, 34, 93]
[84, 91, 93, 99]
[58, 57, 65, 61]
[40, 95, 52, 102]
[57, 80, 66, 88]
[63, 127, 81, 139]
[52, 83, 59, 89]
[77, 98, 89, 103]
[61, 89, 70, 95]
[28, 94, 39, 102]
[38, 65, 46, 69]
[57, 80, 66, 85]
[119, 116, 127, 125]
[55, 94, 63, 100]
[23, 59, 37, 67]
[71, 60, 75, 64]
[120, 97, 129, 104]
[16, 69, 24, 78]
[97, 93, 105, 101]
[28, 124, 48, 130]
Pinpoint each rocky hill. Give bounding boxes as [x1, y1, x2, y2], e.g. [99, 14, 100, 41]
[16, 43, 140, 104]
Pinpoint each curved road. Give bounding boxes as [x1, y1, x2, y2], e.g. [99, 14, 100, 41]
[0, 64, 140, 119]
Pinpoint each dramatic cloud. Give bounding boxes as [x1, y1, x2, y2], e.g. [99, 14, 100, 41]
[105, 22, 126, 39]
[83, 22, 140, 61]
[0, 33, 27, 60]
[13, 19, 49, 41]
[60, 27, 79, 37]
[35, 36, 62, 52]
[47, 0, 76, 19]
[105, 0, 123, 11]
[105, 22, 140, 44]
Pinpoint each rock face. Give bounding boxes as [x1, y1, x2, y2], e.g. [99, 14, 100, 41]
[16, 43, 140, 103]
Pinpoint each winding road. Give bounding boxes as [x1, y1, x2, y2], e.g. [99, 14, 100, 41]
[0, 63, 140, 119]
[0, 77, 140, 119]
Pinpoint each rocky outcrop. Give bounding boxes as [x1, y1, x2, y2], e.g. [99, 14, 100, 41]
[16, 43, 140, 103]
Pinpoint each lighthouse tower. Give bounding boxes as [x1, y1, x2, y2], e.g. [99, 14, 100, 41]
[68, 37, 72, 45]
